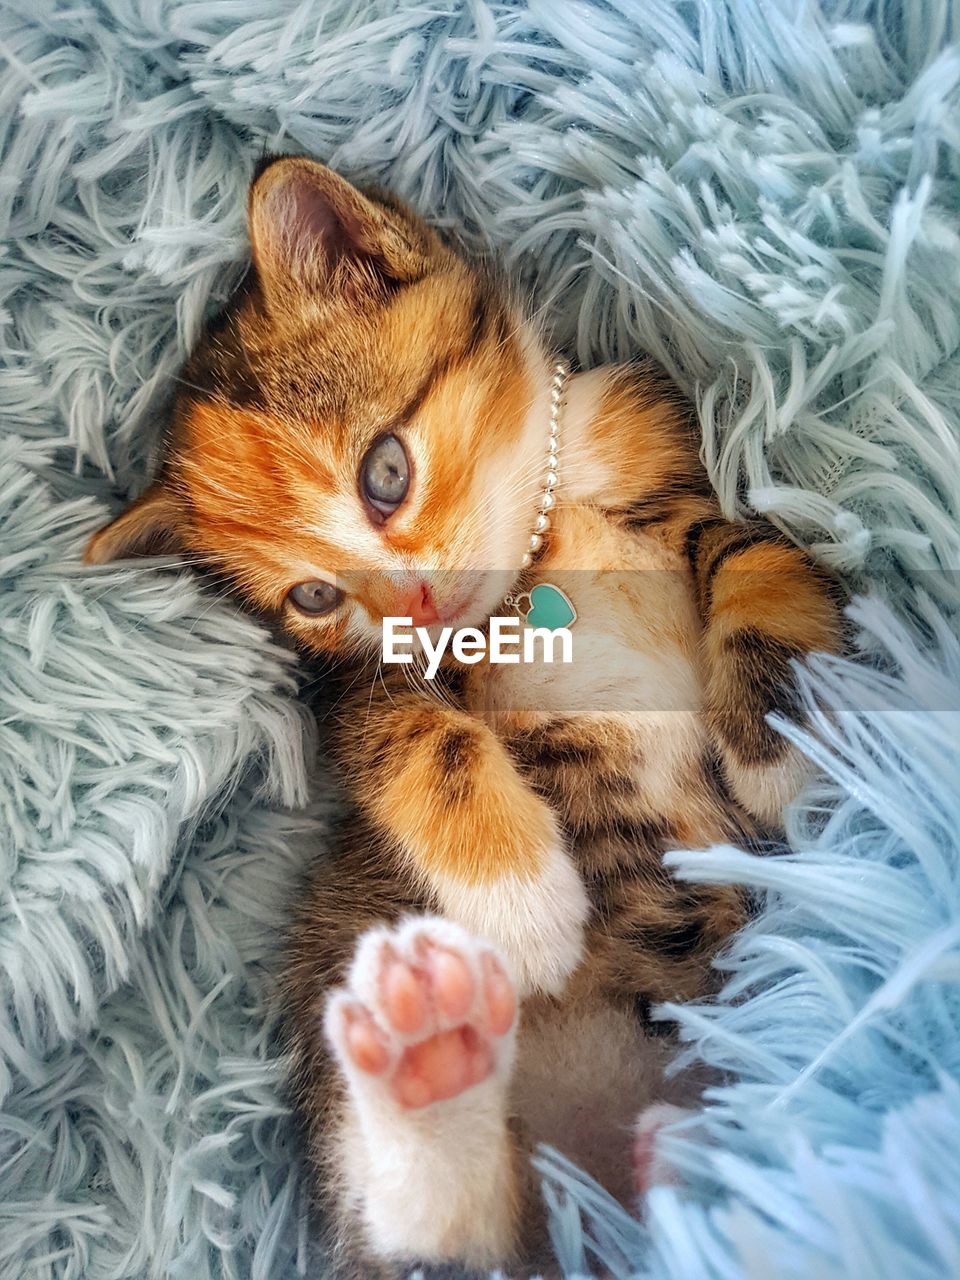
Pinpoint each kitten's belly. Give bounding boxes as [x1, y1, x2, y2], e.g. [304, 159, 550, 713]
[513, 991, 698, 1205]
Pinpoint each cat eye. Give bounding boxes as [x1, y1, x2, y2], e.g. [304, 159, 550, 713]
[360, 433, 410, 520]
[288, 580, 343, 616]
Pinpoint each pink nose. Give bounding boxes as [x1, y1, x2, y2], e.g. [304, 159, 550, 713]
[397, 581, 439, 626]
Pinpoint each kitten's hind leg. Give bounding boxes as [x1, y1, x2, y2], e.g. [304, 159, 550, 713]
[325, 916, 521, 1269]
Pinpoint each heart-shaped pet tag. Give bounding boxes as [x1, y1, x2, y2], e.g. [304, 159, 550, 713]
[524, 582, 577, 630]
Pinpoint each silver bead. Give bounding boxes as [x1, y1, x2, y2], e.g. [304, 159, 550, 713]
[516, 361, 565, 577]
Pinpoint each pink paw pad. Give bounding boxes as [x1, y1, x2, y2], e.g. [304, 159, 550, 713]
[633, 1104, 689, 1196]
[326, 918, 517, 1110]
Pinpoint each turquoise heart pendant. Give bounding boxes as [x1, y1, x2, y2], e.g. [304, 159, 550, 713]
[519, 582, 577, 631]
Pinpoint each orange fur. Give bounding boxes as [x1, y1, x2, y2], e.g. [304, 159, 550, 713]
[342, 694, 552, 886]
[709, 541, 840, 652]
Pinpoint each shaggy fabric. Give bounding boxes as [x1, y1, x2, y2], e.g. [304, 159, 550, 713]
[1, 2, 958, 1278]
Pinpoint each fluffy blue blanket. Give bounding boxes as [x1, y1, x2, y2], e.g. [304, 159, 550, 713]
[2, 2, 959, 1277]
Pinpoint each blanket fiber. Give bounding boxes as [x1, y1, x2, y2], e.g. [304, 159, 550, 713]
[2, 1, 959, 1277]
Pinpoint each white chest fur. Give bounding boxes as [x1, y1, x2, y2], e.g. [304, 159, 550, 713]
[468, 505, 712, 813]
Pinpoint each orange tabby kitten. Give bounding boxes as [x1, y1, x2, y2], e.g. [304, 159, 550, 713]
[86, 157, 840, 1276]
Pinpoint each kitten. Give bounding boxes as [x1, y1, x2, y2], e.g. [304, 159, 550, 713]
[86, 157, 841, 1275]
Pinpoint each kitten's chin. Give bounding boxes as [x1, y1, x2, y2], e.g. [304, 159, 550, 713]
[451, 570, 522, 631]
[444, 526, 534, 629]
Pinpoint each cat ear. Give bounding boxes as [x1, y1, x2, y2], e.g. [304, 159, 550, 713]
[248, 157, 433, 304]
[84, 482, 182, 564]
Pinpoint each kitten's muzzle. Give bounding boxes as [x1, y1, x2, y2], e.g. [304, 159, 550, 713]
[393, 580, 440, 626]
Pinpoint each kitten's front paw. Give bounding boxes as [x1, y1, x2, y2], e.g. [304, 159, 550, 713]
[326, 918, 519, 1262]
[435, 845, 589, 998]
[721, 743, 814, 828]
[325, 917, 517, 1111]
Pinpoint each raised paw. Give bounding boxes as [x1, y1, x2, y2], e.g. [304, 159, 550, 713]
[325, 917, 517, 1111]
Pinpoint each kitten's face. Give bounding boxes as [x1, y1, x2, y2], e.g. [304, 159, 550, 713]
[87, 157, 551, 657]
